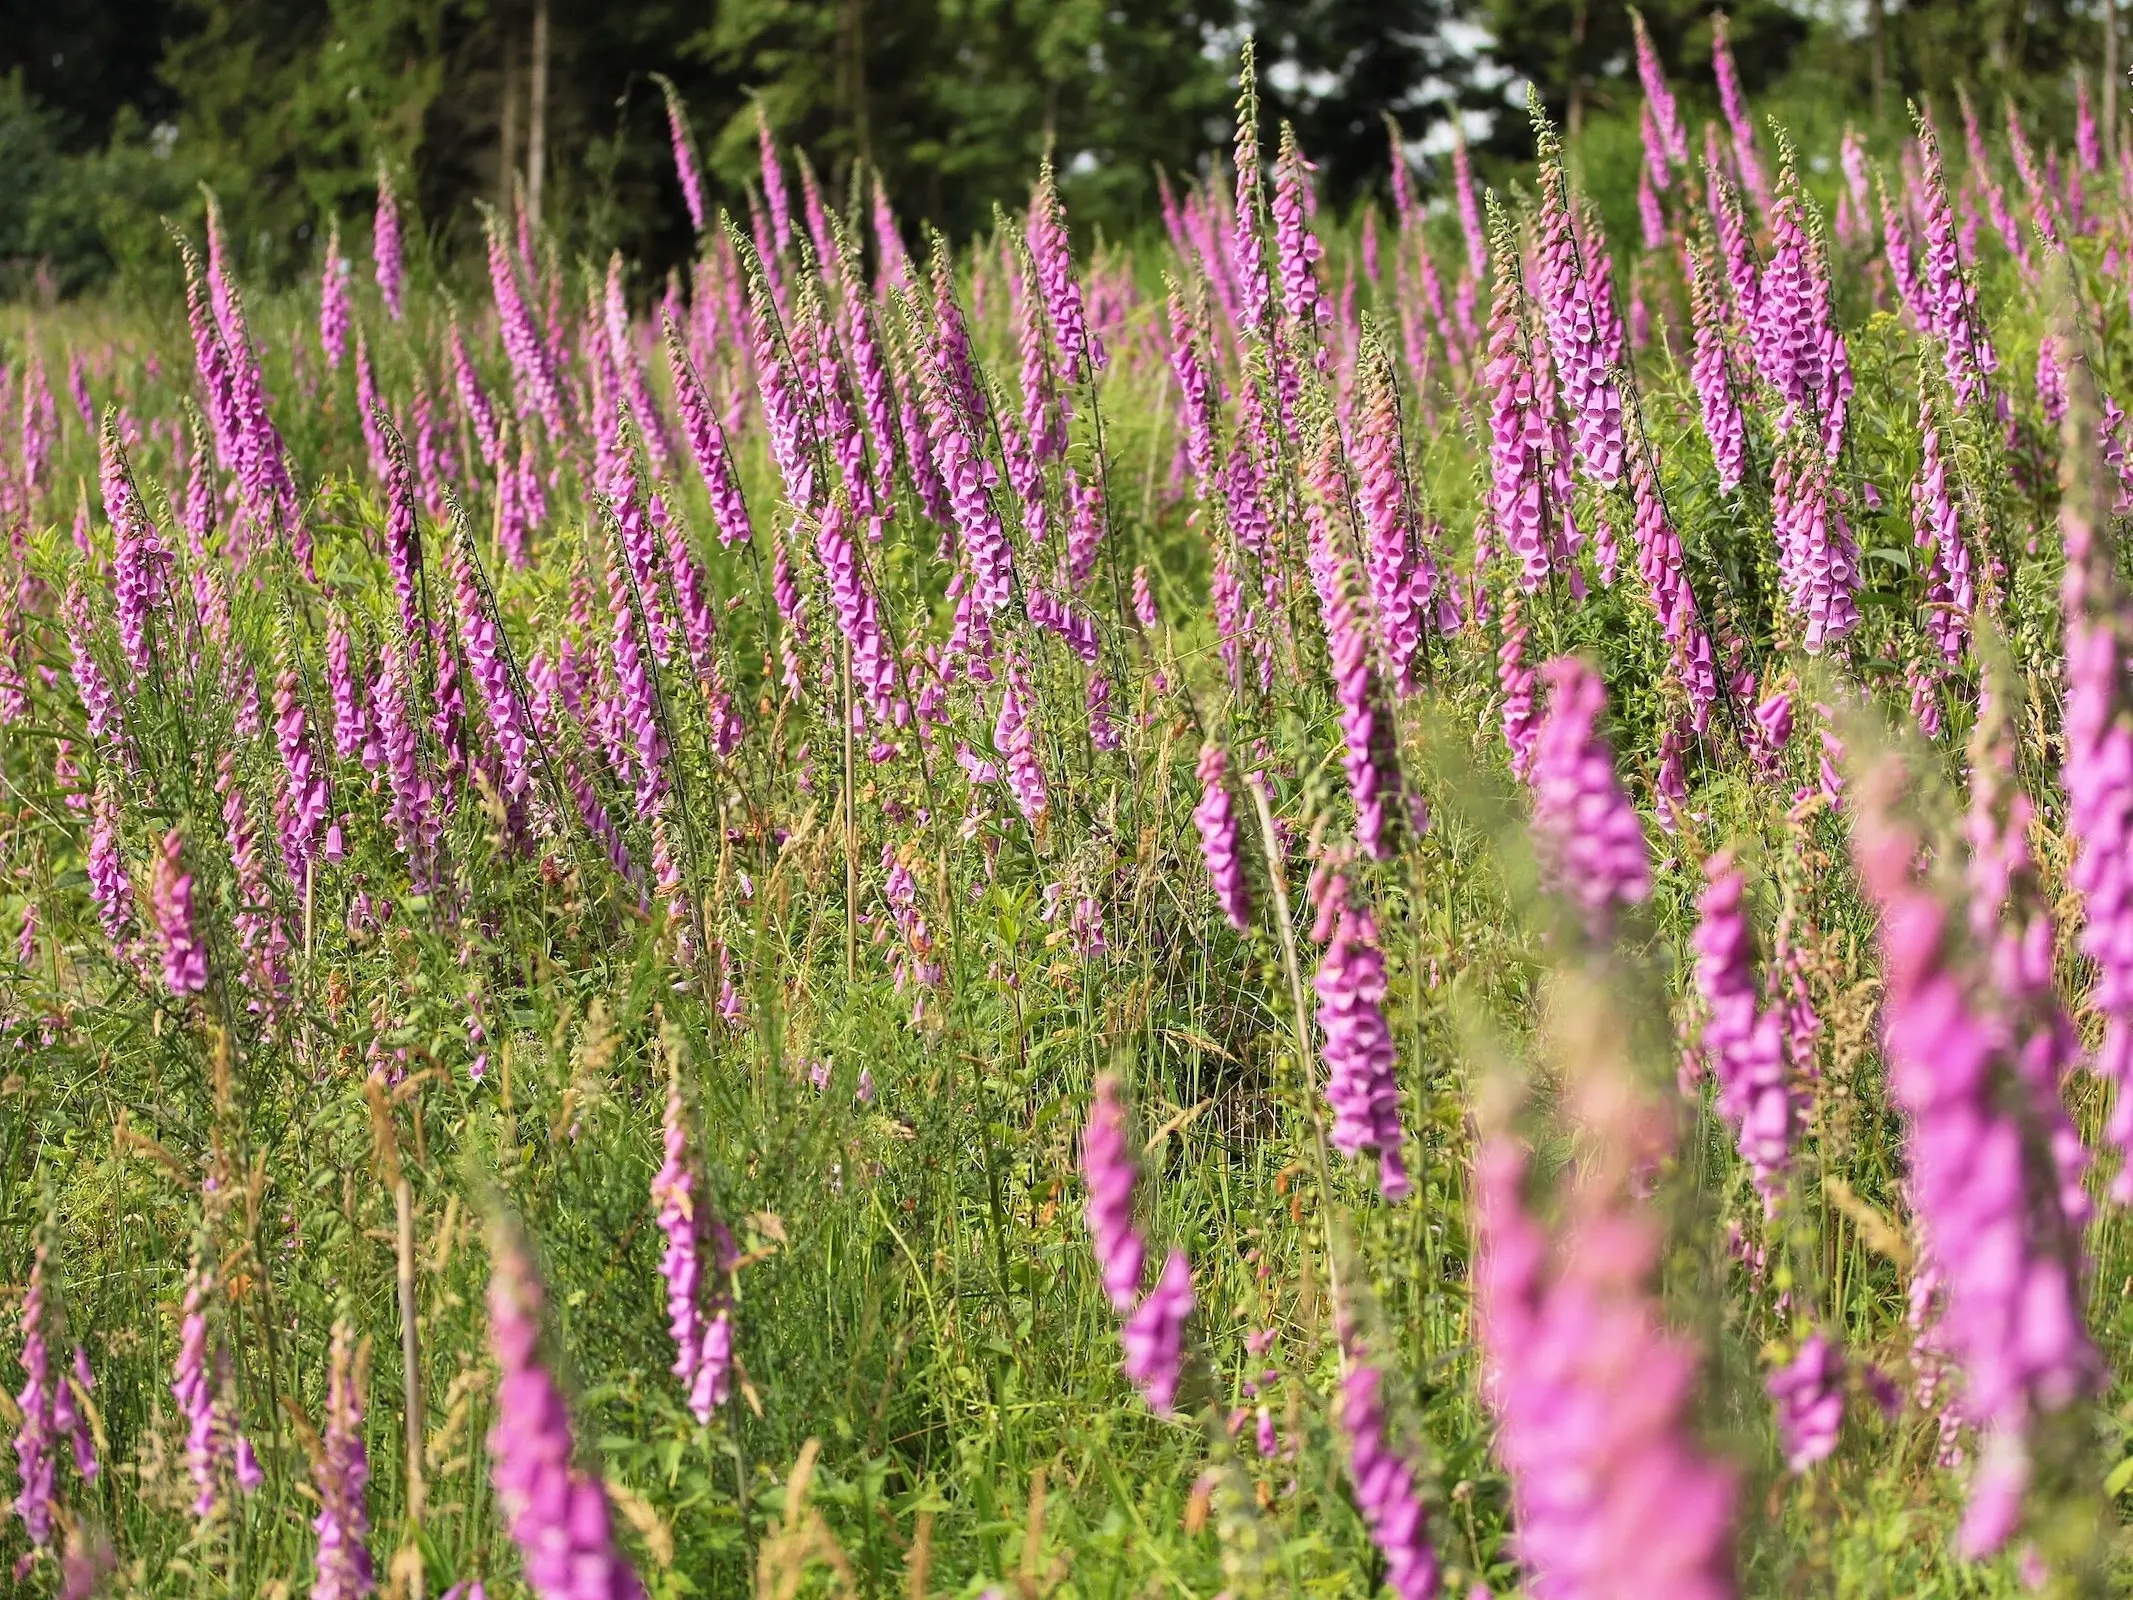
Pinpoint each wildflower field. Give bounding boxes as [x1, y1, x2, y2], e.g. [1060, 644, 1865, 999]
[9, 23, 2133, 1600]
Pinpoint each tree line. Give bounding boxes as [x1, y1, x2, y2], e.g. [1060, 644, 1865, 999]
[0, 0, 2117, 296]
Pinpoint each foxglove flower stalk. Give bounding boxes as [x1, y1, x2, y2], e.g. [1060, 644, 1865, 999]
[373, 161, 403, 320]
[87, 779, 131, 947]
[449, 314, 501, 469]
[1311, 870, 1411, 1201]
[1120, 1251, 1194, 1417]
[64, 575, 118, 747]
[376, 416, 424, 645]
[449, 527, 534, 801]
[994, 662, 1047, 828]
[1767, 1335, 1844, 1472]
[328, 611, 370, 761]
[652, 1080, 734, 1422]
[1356, 327, 1432, 694]
[1080, 1074, 1146, 1312]
[1481, 214, 1548, 589]
[1231, 56, 1274, 337]
[373, 640, 438, 894]
[607, 544, 668, 820]
[1910, 400, 1973, 666]
[1850, 757, 2097, 1555]
[102, 417, 172, 681]
[2058, 358, 2133, 1201]
[354, 334, 391, 484]
[1877, 176, 1932, 327]
[1451, 125, 1487, 280]
[1915, 115, 1996, 412]
[1625, 420, 1719, 732]
[152, 828, 207, 994]
[1769, 437, 1860, 654]
[1632, 9, 1687, 172]
[1693, 852, 1794, 1206]
[664, 320, 752, 550]
[219, 752, 291, 1015]
[1336, 1347, 1439, 1600]
[1497, 593, 1538, 780]
[319, 226, 351, 368]
[1473, 1074, 1739, 1599]
[312, 1318, 374, 1600]
[1712, 14, 1770, 214]
[486, 1220, 647, 1600]
[13, 1242, 53, 1548]
[1193, 743, 1251, 934]
[1684, 241, 1747, 495]
[1528, 657, 1650, 934]
[486, 213, 568, 443]
[171, 1257, 257, 1521]
[1315, 472, 1408, 863]
[656, 76, 707, 236]
[274, 652, 331, 875]
[756, 102, 793, 258]
[1532, 107, 1625, 486]
[1271, 125, 1327, 339]
[1029, 164, 1100, 384]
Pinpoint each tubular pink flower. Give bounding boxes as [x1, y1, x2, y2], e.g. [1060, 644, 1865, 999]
[1497, 594, 1538, 780]
[994, 661, 1047, 828]
[653, 1081, 734, 1421]
[219, 751, 291, 1016]
[152, 828, 207, 994]
[1877, 176, 1931, 327]
[373, 639, 439, 893]
[755, 103, 792, 259]
[102, 418, 172, 681]
[1693, 852, 1794, 1205]
[87, 779, 131, 947]
[1684, 243, 1746, 495]
[487, 214, 568, 442]
[1472, 1122, 1738, 1599]
[1910, 402, 1973, 666]
[1712, 15, 1770, 215]
[1120, 1250, 1193, 1416]
[1968, 677, 2090, 1225]
[1272, 127, 1327, 339]
[1532, 113, 1625, 486]
[1528, 657, 1649, 934]
[1080, 1074, 1146, 1313]
[373, 163, 404, 320]
[13, 1244, 53, 1548]
[312, 1319, 374, 1600]
[1451, 126, 1487, 280]
[2059, 365, 2133, 1202]
[1767, 1335, 1844, 1472]
[1481, 217, 1548, 589]
[1193, 744, 1251, 933]
[449, 315, 502, 469]
[1769, 439, 1860, 655]
[1356, 332, 1433, 695]
[1336, 1348, 1439, 1600]
[1915, 115, 1997, 411]
[1632, 9, 1687, 171]
[486, 1223, 647, 1600]
[274, 654, 331, 876]
[319, 226, 351, 369]
[658, 78, 707, 236]
[1311, 870, 1410, 1200]
[1626, 430, 1718, 732]
[1029, 166, 1100, 385]
[1850, 759, 2097, 1555]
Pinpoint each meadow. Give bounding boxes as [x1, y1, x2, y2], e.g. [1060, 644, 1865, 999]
[4, 25, 2133, 1600]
